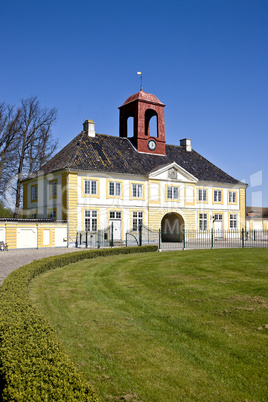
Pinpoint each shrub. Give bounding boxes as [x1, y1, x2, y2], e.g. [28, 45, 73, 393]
[0, 245, 157, 401]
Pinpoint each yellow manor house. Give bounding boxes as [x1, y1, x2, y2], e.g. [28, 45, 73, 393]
[21, 89, 247, 247]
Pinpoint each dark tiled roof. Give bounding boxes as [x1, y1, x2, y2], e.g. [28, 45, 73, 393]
[39, 132, 240, 184]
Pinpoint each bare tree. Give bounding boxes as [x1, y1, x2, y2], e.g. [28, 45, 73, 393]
[13, 97, 57, 217]
[0, 97, 57, 216]
[0, 103, 21, 188]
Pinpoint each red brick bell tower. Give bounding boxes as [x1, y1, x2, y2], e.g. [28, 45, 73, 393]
[119, 89, 166, 155]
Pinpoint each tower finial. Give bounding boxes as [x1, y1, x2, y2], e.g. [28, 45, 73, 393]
[137, 72, 143, 90]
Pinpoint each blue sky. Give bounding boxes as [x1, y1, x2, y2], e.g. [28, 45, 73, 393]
[1, 0, 267, 206]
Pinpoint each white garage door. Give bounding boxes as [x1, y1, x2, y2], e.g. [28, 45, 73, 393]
[17, 228, 37, 249]
[0, 228, 5, 242]
[55, 227, 67, 247]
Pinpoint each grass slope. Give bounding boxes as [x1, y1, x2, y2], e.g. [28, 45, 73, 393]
[30, 249, 268, 401]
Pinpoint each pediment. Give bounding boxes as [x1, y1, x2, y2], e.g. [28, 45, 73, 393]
[148, 162, 198, 183]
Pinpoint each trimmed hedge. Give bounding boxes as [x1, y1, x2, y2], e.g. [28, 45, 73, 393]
[0, 245, 157, 401]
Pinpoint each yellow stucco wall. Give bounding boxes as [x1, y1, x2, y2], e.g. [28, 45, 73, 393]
[0, 221, 67, 249]
[67, 172, 78, 242]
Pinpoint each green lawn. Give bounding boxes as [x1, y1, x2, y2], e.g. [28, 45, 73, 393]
[30, 248, 268, 401]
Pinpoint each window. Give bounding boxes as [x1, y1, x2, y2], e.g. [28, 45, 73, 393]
[198, 189, 207, 202]
[167, 186, 179, 200]
[49, 209, 57, 219]
[30, 212, 37, 219]
[230, 214, 237, 230]
[84, 180, 97, 195]
[31, 185, 37, 202]
[132, 211, 143, 231]
[132, 184, 143, 198]
[229, 191, 236, 203]
[199, 213, 207, 231]
[214, 190, 222, 202]
[50, 180, 57, 199]
[85, 210, 98, 232]
[109, 211, 121, 219]
[109, 182, 121, 196]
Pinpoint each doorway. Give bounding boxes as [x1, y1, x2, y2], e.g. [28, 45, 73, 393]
[109, 211, 122, 240]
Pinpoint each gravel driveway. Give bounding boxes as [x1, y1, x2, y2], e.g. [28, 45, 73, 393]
[0, 247, 82, 286]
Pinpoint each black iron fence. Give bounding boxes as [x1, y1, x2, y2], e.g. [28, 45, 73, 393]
[76, 224, 114, 248]
[159, 228, 268, 250]
[77, 225, 268, 250]
[126, 225, 158, 247]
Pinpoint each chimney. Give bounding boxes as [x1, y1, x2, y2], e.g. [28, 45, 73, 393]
[83, 119, 95, 137]
[180, 138, 192, 152]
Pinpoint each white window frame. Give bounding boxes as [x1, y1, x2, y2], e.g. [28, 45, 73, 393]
[109, 182, 121, 196]
[85, 210, 98, 232]
[132, 184, 143, 198]
[132, 211, 143, 231]
[229, 191, 236, 203]
[198, 189, 207, 202]
[49, 210, 57, 219]
[31, 186, 37, 201]
[50, 180, 57, 198]
[230, 214, 237, 230]
[214, 190, 222, 202]
[199, 213, 208, 231]
[84, 180, 97, 195]
[167, 186, 179, 200]
[109, 211, 121, 219]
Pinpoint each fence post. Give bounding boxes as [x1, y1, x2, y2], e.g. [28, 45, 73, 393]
[183, 229, 186, 250]
[242, 228, 244, 248]
[97, 230, 100, 248]
[126, 233, 128, 247]
[86, 231, 88, 248]
[159, 229, 161, 250]
[254, 229, 256, 241]
[111, 222, 114, 247]
[139, 222, 142, 246]
[211, 228, 214, 249]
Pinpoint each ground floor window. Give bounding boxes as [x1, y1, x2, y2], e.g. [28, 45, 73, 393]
[230, 214, 237, 230]
[199, 213, 208, 231]
[85, 210, 98, 232]
[132, 211, 143, 231]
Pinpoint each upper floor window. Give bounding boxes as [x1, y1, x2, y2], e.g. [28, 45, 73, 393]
[132, 184, 143, 198]
[50, 180, 57, 199]
[167, 186, 179, 200]
[85, 180, 97, 195]
[229, 191, 236, 203]
[198, 189, 207, 202]
[31, 185, 37, 202]
[49, 209, 57, 219]
[109, 182, 121, 196]
[214, 190, 222, 203]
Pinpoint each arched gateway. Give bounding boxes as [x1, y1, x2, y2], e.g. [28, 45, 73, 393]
[161, 213, 184, 242]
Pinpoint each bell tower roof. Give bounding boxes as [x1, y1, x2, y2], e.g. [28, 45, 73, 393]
[119, 88, 166, 155]
[120, 89, 165, 108]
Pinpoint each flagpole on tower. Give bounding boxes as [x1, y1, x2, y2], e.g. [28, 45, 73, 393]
[137, 72, 143, 90]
